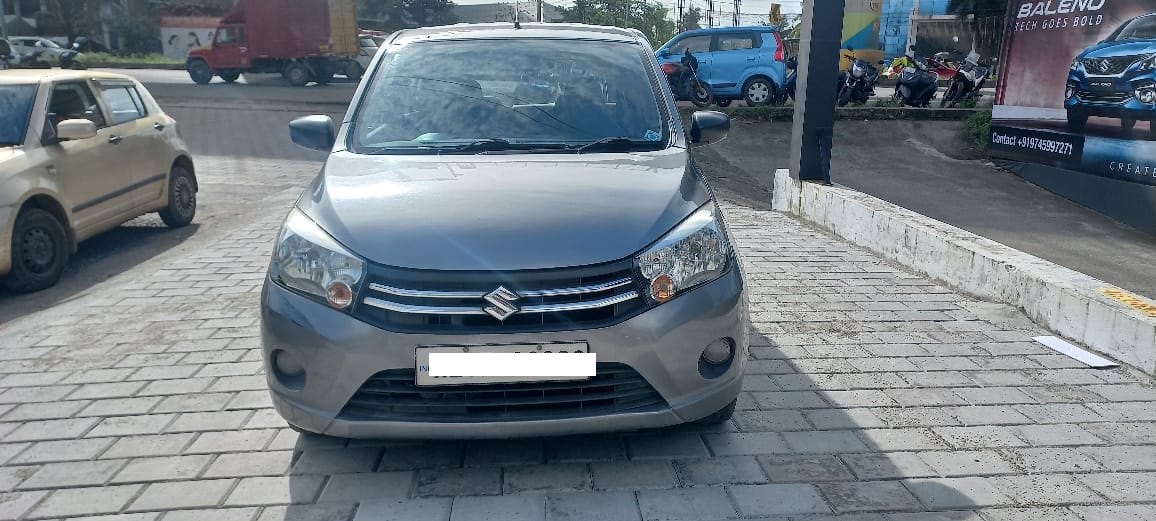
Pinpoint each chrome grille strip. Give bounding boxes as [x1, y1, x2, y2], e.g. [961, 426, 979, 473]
[362, 290, 639, 315]
[368, 284, 485, 299]
[367, 277, 634, 299]
[362, 298, 488, 315]
[522, 291, 641, 313]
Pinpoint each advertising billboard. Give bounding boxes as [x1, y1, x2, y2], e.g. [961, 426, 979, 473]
[990, 0, 1156, 187]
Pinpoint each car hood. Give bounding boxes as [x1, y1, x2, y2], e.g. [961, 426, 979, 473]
[1080, 40, 1156, 58]
[296, 148, 711, 271]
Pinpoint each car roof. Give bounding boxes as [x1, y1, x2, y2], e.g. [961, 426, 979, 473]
[0, 70, 137, 86]
[385, 22, 649, 47]
[669, 25, 780, 38]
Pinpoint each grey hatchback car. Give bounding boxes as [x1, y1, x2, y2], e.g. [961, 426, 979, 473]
[260, 23, 749, 439]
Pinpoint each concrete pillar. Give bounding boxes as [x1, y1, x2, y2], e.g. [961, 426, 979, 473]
[788, 0, 845, 185]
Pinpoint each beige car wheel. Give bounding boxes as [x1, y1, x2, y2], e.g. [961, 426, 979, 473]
[159, 165, 197, 228]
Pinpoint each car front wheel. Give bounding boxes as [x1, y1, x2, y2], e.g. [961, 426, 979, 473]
[4, 208, 69, 293]
[1067, 110, 1088, 132]
[187, 60, 213, 85]
[159, 165, 197, 228]
[743, 77, 774, 106]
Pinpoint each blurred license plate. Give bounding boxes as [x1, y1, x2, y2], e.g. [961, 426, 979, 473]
[415, 343, 592, 386]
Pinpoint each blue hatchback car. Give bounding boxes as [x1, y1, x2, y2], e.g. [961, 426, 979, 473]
[1066, 13, 1156, 134]
[656, 26, 787, 107]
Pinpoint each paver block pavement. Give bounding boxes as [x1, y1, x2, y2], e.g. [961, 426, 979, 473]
[0, 196, 1152, 520]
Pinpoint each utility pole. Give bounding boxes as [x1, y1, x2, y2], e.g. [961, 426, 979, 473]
[707, 0, 713, 28]
[537, 0, 542, 21]
[733, 0, 740, 26]
[788, 0, 845, 185]
[0, 0, 8, 43]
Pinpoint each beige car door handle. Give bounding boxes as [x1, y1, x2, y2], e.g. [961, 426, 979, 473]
[109, 135, 124, 145]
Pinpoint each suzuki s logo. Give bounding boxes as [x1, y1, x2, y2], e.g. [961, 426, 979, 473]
[1098, 59, 1112, 74]
[483, 286, 521, 321]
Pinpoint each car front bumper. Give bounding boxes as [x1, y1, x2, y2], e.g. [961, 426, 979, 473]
[259, 266, 749, 439]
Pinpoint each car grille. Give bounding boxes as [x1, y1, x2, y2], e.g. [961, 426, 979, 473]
[1076, 89, 1132, 104]
[1082, 55, 1143, 75]
[351, 260, 647, 333]
[338, 362, 668, 422]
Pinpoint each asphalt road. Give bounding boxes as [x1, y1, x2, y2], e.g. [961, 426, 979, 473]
[695, 119, 1156, 299]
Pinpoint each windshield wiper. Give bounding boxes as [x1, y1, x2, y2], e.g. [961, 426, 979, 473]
[442, 139, 571, 153]
[572, 136, 663, 153]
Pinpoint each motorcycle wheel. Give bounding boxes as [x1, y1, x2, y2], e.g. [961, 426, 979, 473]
[837, 86, 852, 107]
[689, 78, 712, 108]
[940, 82, 962, 108]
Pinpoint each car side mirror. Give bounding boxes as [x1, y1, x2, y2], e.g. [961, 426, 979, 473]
[289, 115, 335, 151]
[690, 111, 730, 146]
[55, 119, 97, 141]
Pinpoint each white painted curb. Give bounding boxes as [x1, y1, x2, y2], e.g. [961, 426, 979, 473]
[772, 169, 1156, 375]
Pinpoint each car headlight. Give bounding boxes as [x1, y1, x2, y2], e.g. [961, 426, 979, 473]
[271, 208, 365, 309]
[635, 201, 731, 303]
[1139, 53, 1156, 71]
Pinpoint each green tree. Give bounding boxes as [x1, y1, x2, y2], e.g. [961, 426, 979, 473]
[946, 0, 1008, 52]
[560, 0, 675, 47]
[679, 6, 702, 32]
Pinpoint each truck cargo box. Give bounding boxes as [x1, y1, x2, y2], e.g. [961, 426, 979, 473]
[219, 0, 357, 59]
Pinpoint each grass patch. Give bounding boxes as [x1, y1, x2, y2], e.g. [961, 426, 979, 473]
[78, 52, 183, 65]
[965, 110, 992, 157]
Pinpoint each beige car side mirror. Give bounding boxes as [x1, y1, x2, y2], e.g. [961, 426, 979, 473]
[55, 119, 97, 141]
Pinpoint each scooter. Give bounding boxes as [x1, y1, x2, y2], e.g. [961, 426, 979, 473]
[939, 52, 987, 108]
[836, 47, 879, 106]
[59, 41, 86, 70]
[661, 48, 713, 108]
[893, 58, 939, 107]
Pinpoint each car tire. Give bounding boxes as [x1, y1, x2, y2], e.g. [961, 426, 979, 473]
[219, 70, 241, 83]
[3, 208, 69, 294]
[187, 60, 213, 85]
[693, 398, 737, 425]
[284, 62, 310, 87]
[345, 61, 364, 81]
[1067, 110, 1088, 132]
[158, 165, 197, 228]
[742, 77, 774, 106]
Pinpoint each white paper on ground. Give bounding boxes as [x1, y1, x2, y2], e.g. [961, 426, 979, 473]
[1033, 336, 1119, 368]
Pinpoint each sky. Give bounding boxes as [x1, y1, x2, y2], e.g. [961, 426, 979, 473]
[451, 0, 805, 24]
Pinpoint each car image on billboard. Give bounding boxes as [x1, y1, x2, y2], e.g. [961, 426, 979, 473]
[991, 0, 1156, 187]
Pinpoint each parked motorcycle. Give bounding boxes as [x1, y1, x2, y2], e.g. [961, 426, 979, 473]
[59, 41, 86, 70]
[836, 47, 879, 107]
[59, 38, 86, 69]
[939, 52, 987, 108]
[892, 58, 939, 107]
[773, 55, 797, 105]
[661, 48, 713, 108]
[0, 40, 12, 70]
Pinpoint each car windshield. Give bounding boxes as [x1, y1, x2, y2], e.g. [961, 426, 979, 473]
[1113, 16, 1156, 40]
[0, 85, 36, 146]
[351, 38, 669, 154]
[39, 39, 62, 48]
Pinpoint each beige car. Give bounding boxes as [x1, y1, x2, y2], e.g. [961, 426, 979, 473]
[0, 70, 197, 293]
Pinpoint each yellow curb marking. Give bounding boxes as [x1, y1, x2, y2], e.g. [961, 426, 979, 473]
[1098, 288, 1156, 317]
